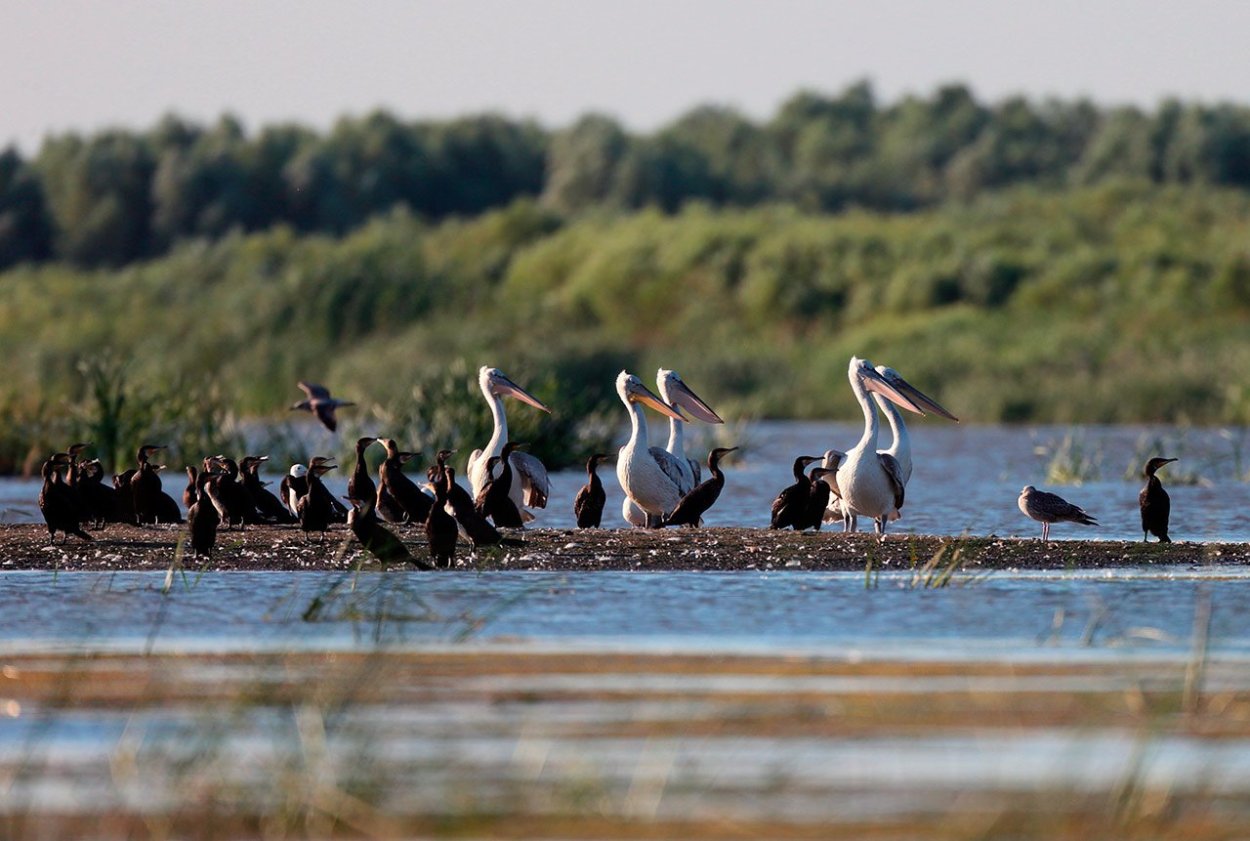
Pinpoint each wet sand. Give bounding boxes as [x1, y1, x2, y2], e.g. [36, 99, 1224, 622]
[2, 523, 1245, 572]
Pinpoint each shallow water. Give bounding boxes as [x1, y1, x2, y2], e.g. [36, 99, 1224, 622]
[5, 422, 1248, 540]
[0, 569, 1246, 660]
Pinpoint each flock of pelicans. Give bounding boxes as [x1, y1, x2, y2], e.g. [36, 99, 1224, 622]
[34, 359, 1179, 567]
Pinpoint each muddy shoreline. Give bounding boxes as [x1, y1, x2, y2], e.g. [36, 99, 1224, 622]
[1, 523, 1245, 572]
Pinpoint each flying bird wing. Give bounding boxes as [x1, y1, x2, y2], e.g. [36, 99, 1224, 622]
[313, 402, 339, 432]
[298, 381, 332, 401]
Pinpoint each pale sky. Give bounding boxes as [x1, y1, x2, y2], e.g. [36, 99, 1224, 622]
[6, 0, 1250, 151]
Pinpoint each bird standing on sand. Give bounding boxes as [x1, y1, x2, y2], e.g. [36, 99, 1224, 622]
[425, 467, 459, 568]
[1140, 457, 1178, 543]
[467, 367, 552, 519]
[476, 443, 526, 528]
[346, 495, 434, 569]
[297, 459, 338, 537]
[664, 447, 738, 528]
[574, 454, 611, 528]
[187, 467, 225, 558]
[770, 455, 822, 530]
[130, 444, 167, 525]
[240, 456, 294, 524]
[291, 381, 355, 432]
[348, 437, 378, 503]
[38, 453, 92, 543]
[1017, 485, 1098, 542]
[378, 439, 433, 524]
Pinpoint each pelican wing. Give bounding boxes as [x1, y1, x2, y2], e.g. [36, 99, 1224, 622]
[687, 457, 702, 486]
[878, 453, 906, 512]
[511, 452, 549, 509]
[649, 446, 690, 493]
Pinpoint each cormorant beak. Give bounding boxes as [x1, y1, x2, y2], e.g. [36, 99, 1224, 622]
[632, 383, 686, 421]
[862, 368, 926, 415]
[666, 378, 724, 424]
[877, 368, 959, 421]
[494, 374, 551, 413]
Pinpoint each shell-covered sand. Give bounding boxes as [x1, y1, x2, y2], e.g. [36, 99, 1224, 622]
[2, 523, 1245, 572]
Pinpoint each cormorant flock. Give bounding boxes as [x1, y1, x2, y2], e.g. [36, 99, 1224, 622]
[33, 361, 1182, 566]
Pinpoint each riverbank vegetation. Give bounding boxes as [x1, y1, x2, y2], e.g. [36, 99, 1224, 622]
[4, 84, 1250, 474]
[3, 184, 1250, 473]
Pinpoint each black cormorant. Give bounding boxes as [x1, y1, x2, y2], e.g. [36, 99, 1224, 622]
[1140, 457, 1178, 543]
[574, 454, 611, 529]
[664, 447, 738, 528]
[769, 455, 821, 530]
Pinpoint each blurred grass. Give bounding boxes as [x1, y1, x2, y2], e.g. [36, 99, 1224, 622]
[4, 184, 1250, 473]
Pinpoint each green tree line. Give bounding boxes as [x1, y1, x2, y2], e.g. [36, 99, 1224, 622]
[5, 82, 1250, 270]
[3, 183, 1250, 473]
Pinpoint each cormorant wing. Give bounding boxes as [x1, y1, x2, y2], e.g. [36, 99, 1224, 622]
[511, 452, 550, 509]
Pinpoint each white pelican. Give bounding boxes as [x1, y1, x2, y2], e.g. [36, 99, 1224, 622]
[623, 368, 724, 525]
[614, 371, 687, 528]
[467, 367, 552, 520]
[871, 365, 959, 486]
[835, 357, 930, 535]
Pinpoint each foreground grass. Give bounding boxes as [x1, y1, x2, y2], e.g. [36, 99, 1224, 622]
[3, 649, 1249, 839]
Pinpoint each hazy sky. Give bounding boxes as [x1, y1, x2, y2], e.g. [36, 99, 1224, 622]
[7, 0, 1250, 151]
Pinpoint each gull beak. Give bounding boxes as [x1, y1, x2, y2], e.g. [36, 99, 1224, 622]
[495, 375, 551, 413]
[879, 370, 959, 422]
[634, 384, 686, 421]
[667, 378, 724, 424]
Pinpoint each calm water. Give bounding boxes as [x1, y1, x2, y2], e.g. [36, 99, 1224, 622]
[0, 569, 1246, 660]
[4, 422, 1247, 541]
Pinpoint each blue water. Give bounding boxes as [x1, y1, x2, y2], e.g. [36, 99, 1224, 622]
[1, 569, 1246, 660]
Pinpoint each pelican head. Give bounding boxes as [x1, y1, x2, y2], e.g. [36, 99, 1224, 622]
[617, 371, 685, 420]
[849, 357, 925, 415]
[479, 366, 551, 413]
[657, 368, 724, 424]
[874, 365, 959, 421]
[289, 463, 308, 479]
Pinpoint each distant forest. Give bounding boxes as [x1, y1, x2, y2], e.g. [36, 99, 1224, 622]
[4, 81, 1250, 270]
